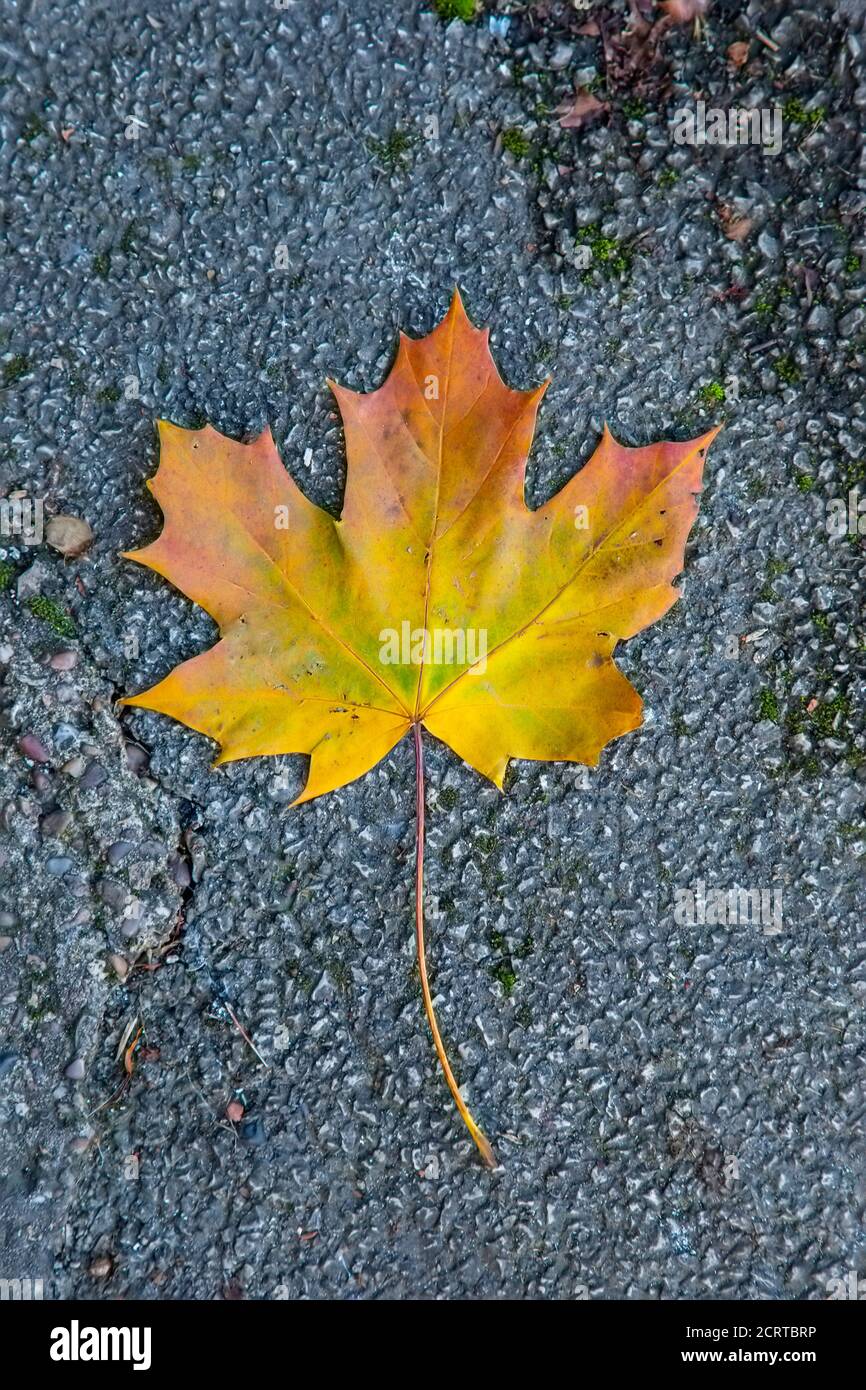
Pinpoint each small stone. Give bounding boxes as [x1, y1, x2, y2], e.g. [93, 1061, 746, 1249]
[30, 768, 51, 792]
[88, 1255, 112, 1280]
[226, 1099, 244, 1124]
[40, 809, 72, 837]
[46, 856, 74, 876]
[0, 911, 15, 929]
[806, 304, 832, 333]
[0, 937, 12, 952]
[108, 953, 129, 979]
[53, 723, 80, 752]
[107, 840, 134, 866]
[0, 643, 13, 663]
[16, 561, 48, 601]
[0, 1051, 18, 1080]
[727, 40, 749, 67]
[240, 1117, 266, 1145]
[312, 971, 336, 1003]
[124, 742, 149, 774]
[65, 1057, 85, 1081]
[19, 733, 51, 763]
[838, 306, 865, 339]
[80, 761, 108, 790]
[46, 514, 93, 558]
[548, 41, 573, 70]
[62, 755, 86, 778]
[139, 839, 166, 858]
[172, 856, 192, 889]
[757, 230, 780, 260]
[49, 650, 78, 671]
[98, 879, 128, 910]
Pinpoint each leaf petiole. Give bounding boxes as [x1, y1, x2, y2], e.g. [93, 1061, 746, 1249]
[413, 722, 497, 1169]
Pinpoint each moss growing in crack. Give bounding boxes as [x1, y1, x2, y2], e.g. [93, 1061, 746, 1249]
[699, 382, 725, 406]
[809, 692, 850, 738]
[21, 113, 47, 143]
[844, 252, 861, 274]
[92, 251, 110, 279]
[96, 383, 121, 403]
[491, 961, 517, 996]
[119, 219, 138, 255]
[0, 559, 14, 592]
[2, 354, 31, 387]
[501, 126, 531, 160]
[433, 0, 476, 20]
[438, 786, 459, 811]
[812, 611, 832, 636]
[366, 128, 414, 172]
[760, 558, 788, 601]
[27, 596, 76, 637]
[327, 958, 353, 993]
[657, 168, 679, 188]
[782, 98, 825, 129]
[757, 687, 780, 723]
[776, 355, 801, 385]
[795, 472, 814, 493]
[767, 650, 861, 774]
[575, 223, 632, 280]
[621, 96, 647, 120]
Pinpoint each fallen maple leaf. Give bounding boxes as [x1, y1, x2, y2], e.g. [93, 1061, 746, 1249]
[555, 86, 609, 130]
[717, 203, 754, 243]
[726, 40, 750, 69]
[661, 0, 710, 23]
[122, 292, 718, 1165]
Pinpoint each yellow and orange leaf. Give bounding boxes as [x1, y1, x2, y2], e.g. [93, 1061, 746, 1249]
[122, 291, 718, 1164]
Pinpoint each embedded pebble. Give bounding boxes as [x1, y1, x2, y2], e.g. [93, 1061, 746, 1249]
[40, 810, 72, 837]
[46, 514, 94, 558]
[79, 761, 108, 790]
[106, 840, 134, 866]
[46, 856, 74, 876]
[19, 734, 51, 763]
[49, 650, 78, 672]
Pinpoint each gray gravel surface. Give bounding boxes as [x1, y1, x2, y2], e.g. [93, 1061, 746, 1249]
[0, 0, 864, 1300]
